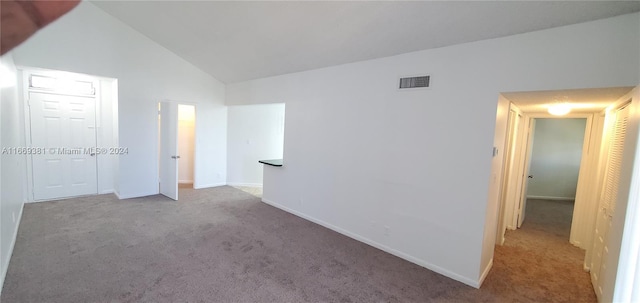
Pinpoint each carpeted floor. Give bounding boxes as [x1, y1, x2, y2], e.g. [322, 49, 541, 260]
[1, 188, 595, 302]
[490, 199, 596, 302]
[231, 185, 263, 198]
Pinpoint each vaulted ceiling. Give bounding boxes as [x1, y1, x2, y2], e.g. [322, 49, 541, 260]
[91, 1, 640, 84]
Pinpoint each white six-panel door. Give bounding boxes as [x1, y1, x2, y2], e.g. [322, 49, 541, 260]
[29, 92, 98, 200]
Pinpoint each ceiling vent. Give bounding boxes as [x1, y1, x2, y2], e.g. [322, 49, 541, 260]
[398, 75, 430, 89]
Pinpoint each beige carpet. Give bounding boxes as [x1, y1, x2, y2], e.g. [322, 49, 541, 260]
[2, 188, 595, 302]
[231, 185, 263, 198]
[488, 199, 596, 302]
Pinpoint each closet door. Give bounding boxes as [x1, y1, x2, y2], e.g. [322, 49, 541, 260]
[591, 103, 630, 300]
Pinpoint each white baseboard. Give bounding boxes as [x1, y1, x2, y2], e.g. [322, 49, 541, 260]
[227, 182, 263, 188]
[478, 258, 493, 287]
[1, 201, 24, 294]
[527, 195, 575, 201]
[498, 235, 505, 246]
[570, 239, 582, 248]
[261, 198, 481, 288]
[178, 180, 194, 184]
[99, 189, 114, 195]
[29, 193, 111, 203]
[193, 182, 226, 190]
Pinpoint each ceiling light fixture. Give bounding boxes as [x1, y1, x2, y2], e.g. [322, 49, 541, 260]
[548, 97, 571, 116]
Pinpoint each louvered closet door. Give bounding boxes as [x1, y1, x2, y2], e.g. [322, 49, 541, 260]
[591, 103, 630, 300]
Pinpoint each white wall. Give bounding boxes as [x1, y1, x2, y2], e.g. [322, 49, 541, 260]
[227, 13, 640, 287]
[97, 78, 118, 194]
[10, 2, 228, 198]
[527, 118, 587, 200]
[0, 53, 26, 292]
[178, 104, 195, 183]
[227, 103, 285, 187]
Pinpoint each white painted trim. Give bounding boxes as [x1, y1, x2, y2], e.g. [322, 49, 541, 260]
[0, 201, 24, 294]
[178, 180, 194, 184]
[261, 198, 482, 288]
[227, 182, 263, 188]
[27, 193, 111, 203]
[193, 182, 226, 190]
[517, 116, 536, 228]
[526, 195, 575, 201]
[496, 104, 522, 246]
[478, 258, 494, 286]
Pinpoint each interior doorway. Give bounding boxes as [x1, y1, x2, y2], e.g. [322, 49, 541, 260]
[157, 101, 196, 200]
[519, 118, 587, 237]
[23, 69, 118, 202]
[496, 111, 595, 245]
[490, 87, 640, 301]
[178, 104, 195, 189]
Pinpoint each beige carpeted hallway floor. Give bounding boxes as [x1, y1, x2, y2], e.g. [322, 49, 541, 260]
[1, 188, 595, 302]
[489, 199, 596, 302]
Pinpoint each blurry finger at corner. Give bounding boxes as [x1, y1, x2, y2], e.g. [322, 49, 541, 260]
[1, 0, 80, 55]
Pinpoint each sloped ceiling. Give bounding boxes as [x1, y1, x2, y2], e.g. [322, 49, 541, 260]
[91, 1, 640, 83]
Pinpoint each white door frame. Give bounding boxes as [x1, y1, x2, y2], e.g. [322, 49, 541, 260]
[496, 107, 522, 244]
[21, 69, 101, 202]
[503, 111, 596, 244]
[516, 117, 536, 228]
[156, 100, 198, 197]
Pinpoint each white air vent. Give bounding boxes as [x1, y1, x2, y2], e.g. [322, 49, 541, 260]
[399, 75, 430, 89]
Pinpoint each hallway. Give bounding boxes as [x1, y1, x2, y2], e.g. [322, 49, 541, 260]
[487, 199, 596, 302]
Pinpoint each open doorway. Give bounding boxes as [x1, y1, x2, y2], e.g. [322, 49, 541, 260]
[521, 118, 587, 239]
[158, 102, 196, 200]
[178, 104, 195, 189]
[496, 87, 635, 248]
[491, 86, 637, 300]
[226, 103, 285, 198]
